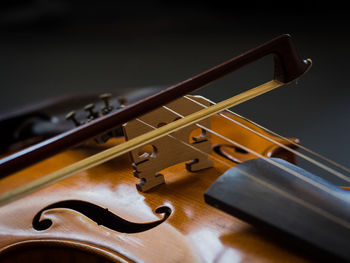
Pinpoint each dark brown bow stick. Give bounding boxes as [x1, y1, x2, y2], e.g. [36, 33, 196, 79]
[0, 34, 311, 178]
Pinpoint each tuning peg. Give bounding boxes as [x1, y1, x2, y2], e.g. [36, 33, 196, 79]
[99, 93, 114, 115]
[117, 97, 127, 109]
[84, 103, 99, 120]
[65, 111, 80, 126]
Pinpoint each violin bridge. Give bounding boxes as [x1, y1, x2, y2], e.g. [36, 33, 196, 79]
[123, 95, 213, 192]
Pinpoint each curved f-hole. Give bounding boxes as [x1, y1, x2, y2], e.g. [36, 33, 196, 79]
[213, 144, 249, 164]
[189, 127, 207, 144]
[138, 144, 157, 159]
[32, 200, 171, 234]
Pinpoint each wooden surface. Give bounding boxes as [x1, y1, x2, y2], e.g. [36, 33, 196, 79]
[205, 158, 350, 261]
[0, 111, 313, 262]
[0, 80, 283, 206]
[124, 96, 213, 191]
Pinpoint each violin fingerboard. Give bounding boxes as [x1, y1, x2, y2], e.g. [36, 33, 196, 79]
[204, 158, 350, 261]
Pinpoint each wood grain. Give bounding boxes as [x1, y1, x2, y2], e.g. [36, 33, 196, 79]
[0, 80, 283, 207]
[0, 112, 310, 262]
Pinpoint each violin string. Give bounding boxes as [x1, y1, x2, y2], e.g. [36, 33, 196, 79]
[135, 117, 350, 230]
[182, 96, 350, 182]
[192, 96, 350, 174]
[0, 80, 283, 207]
[224, 110, 350, 174]
[160, 105, 350, 203]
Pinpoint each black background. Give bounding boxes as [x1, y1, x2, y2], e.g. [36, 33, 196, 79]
[0, 1, 349, 184]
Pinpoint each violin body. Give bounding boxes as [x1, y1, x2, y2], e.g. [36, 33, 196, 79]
[2, 35, 339, 262]
[0, 112, 308, 262]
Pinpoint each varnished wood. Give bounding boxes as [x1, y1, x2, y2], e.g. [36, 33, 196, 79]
[0, 80, 284, 206]
[0, 112, 311, 262]
[0, 34, 316, 262]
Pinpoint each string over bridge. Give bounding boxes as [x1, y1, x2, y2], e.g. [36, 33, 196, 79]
[123, 96, 213, 191]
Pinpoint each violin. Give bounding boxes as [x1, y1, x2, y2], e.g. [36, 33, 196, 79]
[0, 34, 349, 262]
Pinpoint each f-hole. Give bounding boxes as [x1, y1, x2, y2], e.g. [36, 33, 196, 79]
[213, 144, 249, 164]
[32, 200, 171, 234]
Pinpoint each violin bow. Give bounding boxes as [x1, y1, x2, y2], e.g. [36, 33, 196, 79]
[0, 79, 288, 206]
[0, 34, 311, 179]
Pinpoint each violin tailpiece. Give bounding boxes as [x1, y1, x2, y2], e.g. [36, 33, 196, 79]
[123, 95, 213, 191]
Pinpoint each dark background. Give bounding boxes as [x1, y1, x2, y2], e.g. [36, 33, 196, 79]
[0, 1, 349, 184]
